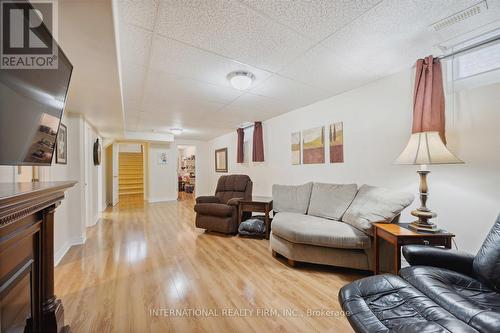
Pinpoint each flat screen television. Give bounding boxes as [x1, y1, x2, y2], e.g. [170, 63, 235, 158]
[0, 7, 73, 166]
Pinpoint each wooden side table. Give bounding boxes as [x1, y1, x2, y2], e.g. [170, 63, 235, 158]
[238, 197, 273, 239]
[373, 223, 455, 275]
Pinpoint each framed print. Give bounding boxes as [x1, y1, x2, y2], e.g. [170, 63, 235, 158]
[329, 122, 344, 163]
[56, 123, 67, 164]
[215, 148, 228, 172]
[302, 126, 324, 164]
[291, 132, 301, 165]
[158, 152, 168, 164]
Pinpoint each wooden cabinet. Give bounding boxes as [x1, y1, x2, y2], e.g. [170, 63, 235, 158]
[0, 181, 76, 333]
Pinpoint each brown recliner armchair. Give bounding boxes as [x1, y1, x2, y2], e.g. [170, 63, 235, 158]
[194, 175, 252, 234]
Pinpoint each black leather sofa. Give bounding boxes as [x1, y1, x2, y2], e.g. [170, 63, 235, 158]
[339, 214, 500, 333]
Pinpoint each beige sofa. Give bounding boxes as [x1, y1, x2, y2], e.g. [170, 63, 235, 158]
[270, 182, 414, 271]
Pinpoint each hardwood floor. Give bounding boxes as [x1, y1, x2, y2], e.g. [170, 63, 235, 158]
[55, 196, 364, 332]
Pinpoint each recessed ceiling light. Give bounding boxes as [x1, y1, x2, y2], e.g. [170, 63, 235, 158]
[171, 128, 183, 135]
[227, 71, 255, 90]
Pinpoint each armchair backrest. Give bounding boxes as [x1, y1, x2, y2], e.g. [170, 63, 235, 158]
[214, 175, 252, 204]
[473, 213, 500, 292]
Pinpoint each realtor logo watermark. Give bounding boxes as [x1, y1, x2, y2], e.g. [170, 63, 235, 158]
[1, 0, 58, 69]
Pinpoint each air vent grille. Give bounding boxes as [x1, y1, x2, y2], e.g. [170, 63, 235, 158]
[431, 1, 488, 31]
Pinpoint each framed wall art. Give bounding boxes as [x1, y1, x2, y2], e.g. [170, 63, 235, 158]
[302, 126, 324, 164]
[55, 123, 67, 164]
[329, 122, 344, 163]
[215, 148, 228, 172]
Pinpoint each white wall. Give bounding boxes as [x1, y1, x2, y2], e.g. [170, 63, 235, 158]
[204, 69, 500, 254]
[84, 122, 103, 226]
[46, 114, 87, 263]
[148, 143, 178, 202]
[0, 113, 107, 265]
[0, 166, 14, 182]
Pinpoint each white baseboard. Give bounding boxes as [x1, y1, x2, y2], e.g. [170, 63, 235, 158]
[54, 235, 86, 267]
[148, 196, 177, 203]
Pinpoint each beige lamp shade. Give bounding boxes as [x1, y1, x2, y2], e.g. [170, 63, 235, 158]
[395, 131, 464, 165]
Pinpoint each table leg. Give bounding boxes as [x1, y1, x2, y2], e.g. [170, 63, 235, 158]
[444, 237, 452, 249]
[265, 208, 270, 240]
[394, 244, 401, 274]
[374, 228, 379, 275]
[237, 204, 242, 226]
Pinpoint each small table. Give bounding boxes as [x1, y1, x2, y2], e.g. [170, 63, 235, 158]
[374, 223, 455, 275]
[238, 197, 273, 239]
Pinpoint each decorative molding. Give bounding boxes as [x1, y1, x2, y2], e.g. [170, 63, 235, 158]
[0, 193, 64, 227]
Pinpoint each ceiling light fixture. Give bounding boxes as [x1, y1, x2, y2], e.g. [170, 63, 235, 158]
[170, 128, 183, 135]
[227, 71, 255, 90]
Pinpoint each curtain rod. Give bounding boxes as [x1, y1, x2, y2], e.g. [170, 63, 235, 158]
[438, 34, 500, 60]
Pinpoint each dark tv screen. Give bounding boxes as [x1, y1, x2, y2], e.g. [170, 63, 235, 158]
[0, 20, 72, 166]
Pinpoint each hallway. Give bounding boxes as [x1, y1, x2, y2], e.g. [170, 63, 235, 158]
[54, 197, 361, 332]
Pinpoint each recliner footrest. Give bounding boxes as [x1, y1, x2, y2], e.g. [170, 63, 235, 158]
[339, 274, 479, 333]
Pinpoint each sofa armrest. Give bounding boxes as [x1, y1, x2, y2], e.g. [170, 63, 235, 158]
[227, 198, 243, 207]
[402, 245, 475, 277]
[195, 196, 221, 204]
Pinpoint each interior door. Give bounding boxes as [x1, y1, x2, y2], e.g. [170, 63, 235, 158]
[112, 143, 119, 206]
[84, 124, 91, 226]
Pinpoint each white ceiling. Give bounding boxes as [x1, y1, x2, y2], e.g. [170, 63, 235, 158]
[59, 0, 123, 137]
[115, 0, 500, 141]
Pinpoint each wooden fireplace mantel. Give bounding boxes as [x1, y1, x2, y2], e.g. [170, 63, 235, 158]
[0, 181, 77, 333]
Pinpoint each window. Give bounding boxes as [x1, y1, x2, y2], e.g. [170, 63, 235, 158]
[445, 29, 500, 91]
[454, 42, 500, 78]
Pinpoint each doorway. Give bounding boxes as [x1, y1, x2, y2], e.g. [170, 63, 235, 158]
[118, 143, 145, 200]
[177, 145, 196, 201]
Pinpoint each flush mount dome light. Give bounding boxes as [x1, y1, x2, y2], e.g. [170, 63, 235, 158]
[227, 71, 255, 90]
[170, 128, 183, 135]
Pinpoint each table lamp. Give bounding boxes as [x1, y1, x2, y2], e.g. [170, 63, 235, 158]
[395, 131, 463, 232]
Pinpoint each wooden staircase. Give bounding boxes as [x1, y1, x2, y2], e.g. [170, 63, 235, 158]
[119, 152, 144, 197]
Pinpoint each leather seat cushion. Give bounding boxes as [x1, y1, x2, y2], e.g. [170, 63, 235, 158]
[272, 212, 370, 249]
[400, 266, 500, 333]
[339, 274, 478, 333]
[194, 203, 234, 217]
[473, 213, 500, 292]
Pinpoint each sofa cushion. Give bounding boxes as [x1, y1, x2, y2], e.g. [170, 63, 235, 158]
[473, 213, 500, 292]
[272, 182, 313, 214]
[194, 203, 234, 217]
[339, 274, 479, 333]
[307, 183, 357, 220]
[272, 212, 370, 249]
[400, 266, 500, 333]
[342, 184, 414, 235]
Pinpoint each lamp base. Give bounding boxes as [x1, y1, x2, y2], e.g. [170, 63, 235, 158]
[411, 208, 436, 224]
[409, 209, 440, 233]
[408, 221, 441, 233]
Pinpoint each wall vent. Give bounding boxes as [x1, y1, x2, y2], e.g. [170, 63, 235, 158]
[430, 1, 488, 31]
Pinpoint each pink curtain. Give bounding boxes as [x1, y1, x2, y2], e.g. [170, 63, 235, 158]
[412, 55, 446, 144]
[236, 128, 244, 163]
[252, 122, 264, 162]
